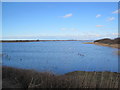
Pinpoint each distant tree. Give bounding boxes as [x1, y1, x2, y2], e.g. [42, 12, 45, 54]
[36, 39, 39, 41]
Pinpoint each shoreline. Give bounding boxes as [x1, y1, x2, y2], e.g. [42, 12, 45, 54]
[2, 66, 120, 88]
[0, 40, 90, 43]
[84, 42, 120, 49]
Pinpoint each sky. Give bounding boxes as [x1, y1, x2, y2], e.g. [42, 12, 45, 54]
[2, 0, 120, 2]
[2, 2, 119, 40]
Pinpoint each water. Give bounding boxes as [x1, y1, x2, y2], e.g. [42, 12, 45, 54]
[2, 41, 119, 74]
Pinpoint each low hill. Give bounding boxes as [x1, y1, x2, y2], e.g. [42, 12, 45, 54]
[84, 38, 120, 49]
[94, 38, 120, 44]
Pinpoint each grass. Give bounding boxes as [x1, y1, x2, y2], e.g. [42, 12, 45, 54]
[2, 66, 120, 88]
[84, 42, 120, 49]
[83, 42, 94, 44]
[83, 38, 120, 49]
[94, 42, 120, 49]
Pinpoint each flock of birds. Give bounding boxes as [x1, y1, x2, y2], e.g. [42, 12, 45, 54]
[2, 51, 85, 62]
[2, 53, 23, 61]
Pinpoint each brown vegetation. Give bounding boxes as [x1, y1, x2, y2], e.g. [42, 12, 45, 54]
[2, 66, 120, 88]
[94, 38, 120, 44]
[84, 38, 120, 49]
[94, 42, 120, 49]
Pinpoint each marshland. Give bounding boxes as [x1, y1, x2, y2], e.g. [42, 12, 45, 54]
[2, 39, 120, 88]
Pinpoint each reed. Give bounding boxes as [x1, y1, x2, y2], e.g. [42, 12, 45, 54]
[2, 66, 120, 88]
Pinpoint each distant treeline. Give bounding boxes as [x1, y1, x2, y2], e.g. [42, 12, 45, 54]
[94, 37, 120, 44]
[0, 40, 86, 42]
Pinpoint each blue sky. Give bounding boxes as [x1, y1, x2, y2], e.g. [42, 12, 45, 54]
[2, 2, 119, 40]
[2, 0, 120, 2]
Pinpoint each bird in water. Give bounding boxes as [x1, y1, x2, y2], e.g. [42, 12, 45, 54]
[78, 53, 84, 56]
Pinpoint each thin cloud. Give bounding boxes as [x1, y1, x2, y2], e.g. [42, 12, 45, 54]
[96, 14, 101, 18]
[96, 25, 104, 27]
[112, 9, 120, 14]
[107, 17, 115, 21]
[60, 28, 78, 31]
[62, 13, 73, 18]
[112, 33, 120, 36]
[61, 28, 67, 31]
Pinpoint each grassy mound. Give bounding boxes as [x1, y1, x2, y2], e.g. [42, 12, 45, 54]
[94, 38, 120, 44]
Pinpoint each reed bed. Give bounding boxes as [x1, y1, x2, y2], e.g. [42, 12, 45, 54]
[2, 66, 120, 88]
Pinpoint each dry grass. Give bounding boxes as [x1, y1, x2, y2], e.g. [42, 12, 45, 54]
[83, 42, 94, 44]
[2, 66, 120, 88]
[94, 42, 120, 49]
[84, 42, 120, 49]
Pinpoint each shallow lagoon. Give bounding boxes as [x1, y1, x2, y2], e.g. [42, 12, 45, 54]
[2, 41, 119, 74]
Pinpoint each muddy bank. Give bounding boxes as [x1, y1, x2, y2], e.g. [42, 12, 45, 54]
[86, 42, 120, 49]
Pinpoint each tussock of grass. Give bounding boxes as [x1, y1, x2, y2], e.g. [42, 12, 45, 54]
[2, 66, 120, 88]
